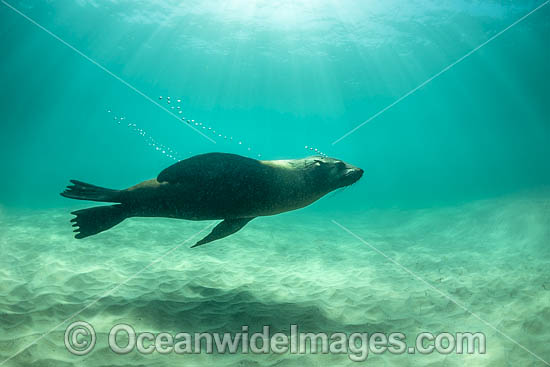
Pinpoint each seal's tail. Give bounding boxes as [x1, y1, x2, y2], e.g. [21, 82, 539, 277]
[70, 204, 127, 239]
[60, 180, 122, 203]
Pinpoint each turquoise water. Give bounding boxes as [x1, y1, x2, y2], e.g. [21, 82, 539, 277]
[1, 0, 549, 366]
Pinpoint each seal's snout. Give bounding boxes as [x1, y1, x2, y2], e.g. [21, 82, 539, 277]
[348, 166, 363, 181]
[340, 163, 363, 187]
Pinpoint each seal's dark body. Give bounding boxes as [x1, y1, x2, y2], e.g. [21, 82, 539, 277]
[61, 152, 363, 247]
[124, 153, 299, 220]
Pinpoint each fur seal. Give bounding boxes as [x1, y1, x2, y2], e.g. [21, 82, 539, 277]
[60, 152, 363, 247]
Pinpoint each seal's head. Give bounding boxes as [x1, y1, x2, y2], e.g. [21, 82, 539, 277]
[303, 155, 363, 193]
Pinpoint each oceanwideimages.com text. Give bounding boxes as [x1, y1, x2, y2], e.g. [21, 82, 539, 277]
[65, 322, 486, 361]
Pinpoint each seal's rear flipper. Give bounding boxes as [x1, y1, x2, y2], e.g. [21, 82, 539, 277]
[71, 204, 127, 239]
[61, 180, 122, 203]
[192, 218, 255, 248]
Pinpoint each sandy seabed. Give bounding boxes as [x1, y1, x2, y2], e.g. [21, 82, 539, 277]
[0, 192, 549, 367]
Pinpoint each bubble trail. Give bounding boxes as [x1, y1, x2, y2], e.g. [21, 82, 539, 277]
[158, 95, 263, 158]
[107, 109, 182, 161]
[304, 145, 328, 157]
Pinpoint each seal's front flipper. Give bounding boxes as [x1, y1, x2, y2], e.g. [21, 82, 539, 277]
[192, 218, 255, 248]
